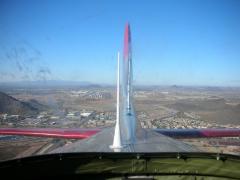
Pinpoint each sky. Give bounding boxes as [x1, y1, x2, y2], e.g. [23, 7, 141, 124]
[0, 0, 240, 86]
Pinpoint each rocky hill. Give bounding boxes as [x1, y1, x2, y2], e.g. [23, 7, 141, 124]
[0, 91, 40, 116]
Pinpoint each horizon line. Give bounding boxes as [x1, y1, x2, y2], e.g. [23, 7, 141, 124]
[0, 80, 240, 88]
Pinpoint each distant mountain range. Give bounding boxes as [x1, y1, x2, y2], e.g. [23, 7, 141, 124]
[1, 81, 239, 90]
[0, 80, 96, 87]
[0, 91, 45, 116]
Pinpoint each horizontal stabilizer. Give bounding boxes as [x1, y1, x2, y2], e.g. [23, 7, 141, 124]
[0, 128, 100, 139]
[155, 128, 240, 138]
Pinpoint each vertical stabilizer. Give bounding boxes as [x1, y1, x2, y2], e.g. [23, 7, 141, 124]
[121, 23, 136, 145]
[123, 23, 132, 115]
[110, 52, 122, 152]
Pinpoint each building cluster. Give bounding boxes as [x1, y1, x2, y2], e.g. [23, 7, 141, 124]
[0, 110, 116, 128]
[85, 112, 115, 128]
[0, 114, 21, 121]
[69, 90, 112, 100]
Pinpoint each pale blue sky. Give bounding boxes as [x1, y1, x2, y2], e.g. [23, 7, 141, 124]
[0, 0, 240, 86]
